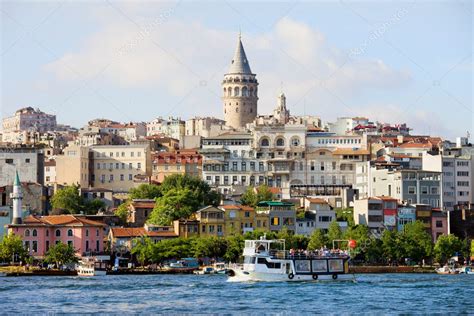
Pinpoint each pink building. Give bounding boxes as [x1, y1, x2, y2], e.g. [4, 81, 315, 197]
[7, 215, 106, 258]
[431, 210, 448, 242]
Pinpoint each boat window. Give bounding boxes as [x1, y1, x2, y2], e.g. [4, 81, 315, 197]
[257, 258, 267, 264]
[244, 256, 256, 264]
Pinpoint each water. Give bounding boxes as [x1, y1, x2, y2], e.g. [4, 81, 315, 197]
[1, 274, 473, 314]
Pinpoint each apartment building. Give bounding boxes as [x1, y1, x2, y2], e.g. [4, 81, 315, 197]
[90, 144, 151, 192]
[2, 107, 56, 133]
[55, 145, 90, 188]
[151, 150, 201, 183]
[0, 147, 45, 187]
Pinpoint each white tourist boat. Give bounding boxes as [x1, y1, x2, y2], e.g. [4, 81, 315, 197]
[77, 256, 108, 277]
[227, 236, 355, 282]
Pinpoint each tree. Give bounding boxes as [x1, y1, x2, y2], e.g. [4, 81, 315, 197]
[51, 185, 83, 214]
[131, 237, 155, 267]
[335, 208, 355, 227]
[159, 174, 220, 208]
[115, 201, 130, 224]
[224, 235, 244, 262]
[0, 233, 28, 263]
[399, 221, 433, 264]
[44, 242, 78, 267]
[151, 238, 193, 263]
[381, 229, 401, 263]
[307, 229, 327, 250]
[83, 199, 106, 215]
[434, 234, 463, 264]
[129, 184, 161, 200]
[327, 220, 343, 247]
[148, 188, 196, 225]
[240, 187, 258, 207]
[192, 236, 227, 259]
[255, 185, 274, 203]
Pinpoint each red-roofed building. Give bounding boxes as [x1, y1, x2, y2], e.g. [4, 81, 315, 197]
[108, 224, 178, 251]
[7, 215, 106, 258]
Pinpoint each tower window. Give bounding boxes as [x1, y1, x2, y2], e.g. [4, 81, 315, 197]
[276, 138, 285, 147]
[236, 107, 239, 113]
[234, 87, 240, 96]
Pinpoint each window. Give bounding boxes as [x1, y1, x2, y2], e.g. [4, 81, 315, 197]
[436, 220, 443, 228]
[291, 137, 300, 147]
[32, 229, 37, 237]
[86, 229, 89, 237]
[120, 174, 124, 181]
[86, 240, 89, 251]
[55, 229, 61, 237]
[67, 240, 73, 247]
[137, 163, 141, 169]
[276, 138, 285, 147]
[318, 216, 332, 222]
[408, 186, 416, 194]
[271, 217, 280, 226]
[5, 158, 13, 164]
[96, 240, 100, 251]
[46, 230, 49, 237]
[24, 241, 30, 251]
[109, 175, 114, 182]
[217, 225, 222, 233]
[68, 229, 73, 237]
[209, 225, 215, 233]
[25, 229, 30, 237]
[129, 163, 133, 169]
[25, 158, 30, 163]
[457, 171, 469, 177]
[129, 174, 133, 180]
[96, 229, 99, 237]
[32, 241, 37, 252]
[421, 186, 428, 194]
[430, 187, 439, 195]
[202, 225, 206, 233]
[245, 211, 250, 218]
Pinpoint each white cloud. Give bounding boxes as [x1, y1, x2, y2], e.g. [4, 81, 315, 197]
[44, 12, 411, 122]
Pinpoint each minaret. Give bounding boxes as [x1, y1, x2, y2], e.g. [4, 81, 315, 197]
[11, 171, 23, 224]
[222, 34, 258, 129]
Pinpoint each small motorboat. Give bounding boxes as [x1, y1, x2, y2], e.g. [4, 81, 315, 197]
[194, 266, 216, 275]
[458, 266, 474, 274]
[436, 265, 459, 275]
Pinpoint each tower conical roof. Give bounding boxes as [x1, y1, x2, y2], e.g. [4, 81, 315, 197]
[228, 35, 253, 75]
[14, 171, 20, 186]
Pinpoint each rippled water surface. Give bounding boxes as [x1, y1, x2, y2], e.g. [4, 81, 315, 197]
[1, 273, 473, 313]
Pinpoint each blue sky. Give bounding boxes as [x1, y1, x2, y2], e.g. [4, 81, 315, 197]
[1, 1, 472, 139]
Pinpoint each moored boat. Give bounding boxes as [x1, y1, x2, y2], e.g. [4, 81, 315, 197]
[227, 236, 355, 282]
[435, 265, 459, 275]
[77, 256, 108, 277]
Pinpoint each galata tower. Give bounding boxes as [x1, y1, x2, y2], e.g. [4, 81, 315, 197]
[222, 34, 258, 129]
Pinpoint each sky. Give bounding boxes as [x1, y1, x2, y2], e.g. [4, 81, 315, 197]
[1, 0, 472, 140]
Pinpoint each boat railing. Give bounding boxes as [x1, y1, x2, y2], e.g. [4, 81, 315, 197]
[269, 250, 349, 260]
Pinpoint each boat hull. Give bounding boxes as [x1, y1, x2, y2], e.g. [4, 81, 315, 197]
[227, 269, 355, 282]
[77, 269, 107, 277]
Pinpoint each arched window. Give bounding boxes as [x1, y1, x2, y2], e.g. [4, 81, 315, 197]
[67, 229, 73, 237]
[261, 138, 270, 147]
[55, 229, 61, 237]
[223, 87, 226, 96]
[242, 86, 248, 97]
[250, 87, 254, 96]
[236, 107, 239, 113]
[25, 229, 30, 237]
[234, 87, 240, 97]
[291, 137, 300, 147]
[228, 88, 232, 97]
[276, 137, 285, 147]
[32, 229, 37, 237]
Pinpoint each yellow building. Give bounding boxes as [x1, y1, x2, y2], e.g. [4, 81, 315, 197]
[195, 206, 225, 237]
[219, 204, 269, 236]
[55, 145, 90, 188]
[90, 144, 151, 192]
